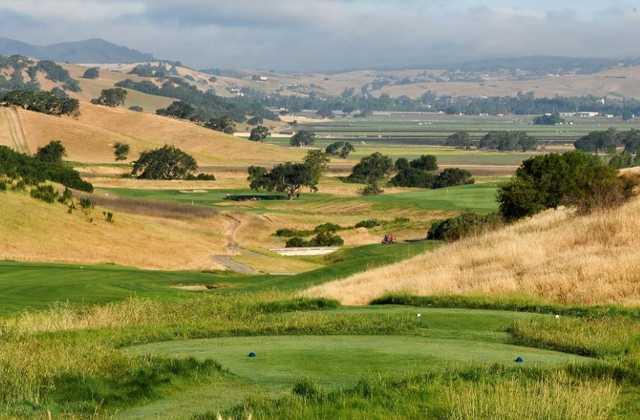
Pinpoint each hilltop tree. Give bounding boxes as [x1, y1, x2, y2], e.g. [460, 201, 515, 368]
[132, 145, 198, 180]
[290, 131, 316, 147]
[35, 140, 66, 164]
[445, 131, 472, 149]
[249, 126, 270, 142]
[113, 143, 130, 162]
[91, 88, 127, 107]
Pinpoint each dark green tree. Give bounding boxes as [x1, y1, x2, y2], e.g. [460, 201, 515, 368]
[347, 152, 394, 195]
[205, 116, 235, 134]
[91, 88, 127, 107]
[498, 151, 629, 220]
[35, 140, 66, 164]
[303, 150, 330, 190]
[82, 67, 100, 79]
[113, 143, 130, 162]
[445, 131, 472, 149]
[132, 145, 198, 180]
[574, 129, 619, 154]
[410, 155, 438, 171]
[249, 126, 270, 142]
[290, 131, 316, 147]
[157, 101, 195, 119]
[247, 162, 315, 199]
[533, 113, 565, 126]
[325, 141, 354, 158]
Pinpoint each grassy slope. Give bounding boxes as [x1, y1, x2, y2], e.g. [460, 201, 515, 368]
[0, 103, 302, 165]
[0, 242, 435, 315]
[309, 197, 640, 306]
[0, 190, 230, 272]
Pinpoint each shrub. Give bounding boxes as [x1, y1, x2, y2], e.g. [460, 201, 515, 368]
[79, 197, 94, 210]
[103, 211, 114, 223]
[432, 168, 475, 189]
[355, 219, 382, 229]
[187, 173, 216, 181]
[36, 141, 66, 164]
[498, 151, 632, 220]
[128, 105, 143, 112]
[0, 146, 93, 192]
[276, 228, 299, 238]
[30, 184, 59, 203]
[314, 223, 341, 234]
[82, 67, 100, 79]
[309, 232, 344, 247]
[0, 180, 6, 191]
[427, 213, 503, 242]
[58, 187, 72, 204]
[285, 237, 307, 248]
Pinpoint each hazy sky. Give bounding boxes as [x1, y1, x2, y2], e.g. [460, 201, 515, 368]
[0, 1, 639, 71]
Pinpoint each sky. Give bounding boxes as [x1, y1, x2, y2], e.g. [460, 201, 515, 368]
[0, 1, 639, 71]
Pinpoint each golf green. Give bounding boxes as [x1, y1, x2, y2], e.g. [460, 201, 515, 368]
[127, 335, 590, 388]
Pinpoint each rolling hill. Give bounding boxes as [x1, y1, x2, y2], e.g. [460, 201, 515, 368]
[0, 38, 154, 64]
[0, 102, 302, 166]
[307, 194, 640, 306]
[0, 189, 229, 270]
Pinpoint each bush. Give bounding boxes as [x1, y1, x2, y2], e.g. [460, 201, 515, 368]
[427, 213, 503, 242]
[498, 151, 632, 220]
[82, 67, 100, 79]
[276, 228, 299, 238]
[187, 173, 216, 181]
[0, 180, 6, 191]
[30, 184, 59, 203]
[36, 140, 66, 164]
[355, 219, 382, 229]
[285, 237, 307, 248]
[0, 146, 93, 192]
[432, 168, 475, 189]
[128, 105, 143, 112]
[314, 223, 341, 234]
[79, 197, 94, 210]
[309, 232, 344, 247]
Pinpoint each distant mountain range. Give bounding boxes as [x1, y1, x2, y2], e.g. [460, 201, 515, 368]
[0, 38, 154, 64]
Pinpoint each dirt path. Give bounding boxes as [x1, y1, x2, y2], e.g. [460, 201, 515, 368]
[1, 107, 30, 154]
[212, 214, 259, 275]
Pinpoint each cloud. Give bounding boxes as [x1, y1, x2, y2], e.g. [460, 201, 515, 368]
[0, 1, 639, 71]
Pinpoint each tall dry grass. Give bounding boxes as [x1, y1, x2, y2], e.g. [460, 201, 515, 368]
[444, 372, 619, 420]
[307, 198, 640, 306]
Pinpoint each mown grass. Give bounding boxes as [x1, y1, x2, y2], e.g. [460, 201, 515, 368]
[0, 241, 436, 315]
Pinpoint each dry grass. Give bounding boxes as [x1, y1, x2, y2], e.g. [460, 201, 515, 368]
[0, 190, 230, 270]
[0, 103, 302, 165]
[308, 198, 640, 306]
[444, 372, 619, 420]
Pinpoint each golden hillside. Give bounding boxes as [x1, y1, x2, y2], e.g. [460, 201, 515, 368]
[308, 198, 640, 306]
[0, 103, 302, 165]
[0, 190, 230, 270]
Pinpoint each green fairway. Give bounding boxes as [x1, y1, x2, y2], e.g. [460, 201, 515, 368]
[119, 305, 590, 419]
[0, 242, 436, 315]
[364, 182, 499, 213]
[127, 335, 589, 388]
